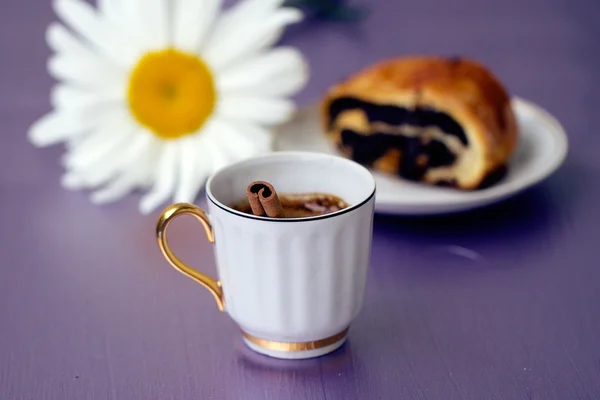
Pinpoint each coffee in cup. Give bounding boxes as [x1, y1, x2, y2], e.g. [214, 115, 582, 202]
[230, 180, 350, 219]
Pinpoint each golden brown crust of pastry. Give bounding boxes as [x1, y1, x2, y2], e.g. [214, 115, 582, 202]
[320, 55, 519, 189]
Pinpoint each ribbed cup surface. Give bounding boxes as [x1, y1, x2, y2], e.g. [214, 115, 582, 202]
[209, 198, 374, 342]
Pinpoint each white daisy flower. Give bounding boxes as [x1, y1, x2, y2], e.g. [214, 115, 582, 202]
[28, 0, 309, 214]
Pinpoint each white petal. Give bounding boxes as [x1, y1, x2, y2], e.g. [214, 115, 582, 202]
[209, 0, 284, 39]
[97, 0, 121, 22]
[53, 0, 140, 68]
[67, 126, 146, 189]
[30, 100, 125, 148]
[28, 112, 72, 147]
[135, 134, 163, 188]
[194, 135, 218, 177]
[199, 126, 230, 171]
[139, 142, 179, 214]
[217, 96, 295, 125]
[64, 108, 131, 158]
[227, 120, 273, 154]
[173, 136, 208, 203]
[217, 47, 308, 97]
[64, 133, 86, 151]
[50, 85, 123, 111]
[94, 0, 153, 53]
[51, 86, 95, 110]
[65, 127, 131, 170]
[61, 172, 84, 190]
[28, 110, 94, 147]
[105, 1, 153, 54]
[205, 0, 283, 52]
[204, 8, 302, 70]
[173, 137, 196, 203]
[206, 118, 272, 159]
[173, 0, 222, 52]
[89, 135, 153, 204]
[48, 53, 126, 90]
[76, 161, 121, 188]
[46, 22, 91, 57]
[138, 0, 169, 49]
[118, 0, 143, 20]
[207, 147, 229, 172]
[46, 25, 126, 86]
[90, 173, 136, 204]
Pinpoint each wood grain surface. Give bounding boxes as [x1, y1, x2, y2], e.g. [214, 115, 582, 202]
[1, 0, 599, 399]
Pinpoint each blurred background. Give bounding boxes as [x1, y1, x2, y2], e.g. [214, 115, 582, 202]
[1, 1, 599, 399]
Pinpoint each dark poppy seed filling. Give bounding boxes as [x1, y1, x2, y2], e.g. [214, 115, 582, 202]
[339, 131, 394, 166]
[328, 97, 469, 146]
[340, 130, 457, 181]
[330, 97, 469, 182]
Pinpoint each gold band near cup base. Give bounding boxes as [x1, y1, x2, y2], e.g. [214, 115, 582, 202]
[241, 328, 349, 353]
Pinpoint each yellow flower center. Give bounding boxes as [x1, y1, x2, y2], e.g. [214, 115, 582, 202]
[127, 49, 216, 140]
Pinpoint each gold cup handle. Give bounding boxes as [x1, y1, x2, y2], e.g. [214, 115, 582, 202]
[156, 203, 225, 312]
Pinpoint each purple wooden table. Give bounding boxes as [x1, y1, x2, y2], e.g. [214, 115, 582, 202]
[2, 0, 600, 399]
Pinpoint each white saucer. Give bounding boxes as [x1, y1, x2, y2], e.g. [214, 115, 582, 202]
[274, 97, 568, 215]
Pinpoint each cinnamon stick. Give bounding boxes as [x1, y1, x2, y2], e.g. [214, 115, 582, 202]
[245, 181, 286, 218]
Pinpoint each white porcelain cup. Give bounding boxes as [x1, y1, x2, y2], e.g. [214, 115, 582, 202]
[156, 152, 376, 359]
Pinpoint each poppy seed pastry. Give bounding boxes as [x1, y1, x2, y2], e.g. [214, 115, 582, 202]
[320, 56, 518, 189]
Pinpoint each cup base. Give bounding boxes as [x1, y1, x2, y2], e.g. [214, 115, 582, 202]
[241, 329, 349, 359]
